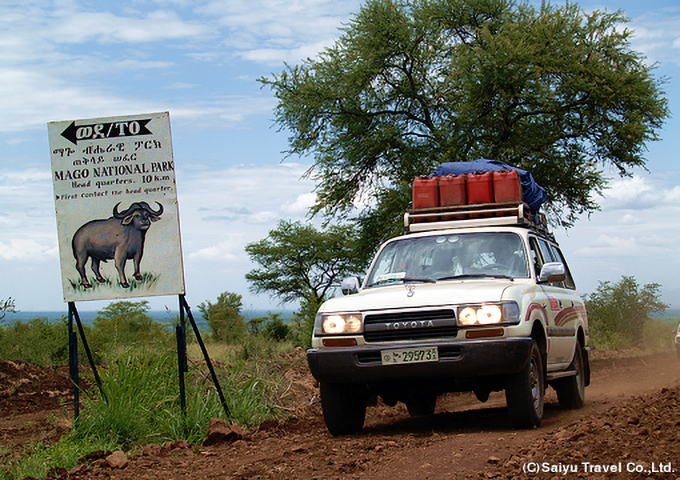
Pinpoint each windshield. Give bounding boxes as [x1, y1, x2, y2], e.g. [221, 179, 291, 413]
[366, 232, 529, 287]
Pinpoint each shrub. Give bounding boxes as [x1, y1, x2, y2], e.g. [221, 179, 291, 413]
[0, 318, 69, 366]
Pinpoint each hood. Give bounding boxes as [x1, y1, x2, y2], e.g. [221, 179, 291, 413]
[319, 279, 518, 313]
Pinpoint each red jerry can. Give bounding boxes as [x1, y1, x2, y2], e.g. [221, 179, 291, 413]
[466, 171, 493, 217]
[412, 176, 439, 222]
[439, 174, 466, 220]
[493, 169, 522, 203]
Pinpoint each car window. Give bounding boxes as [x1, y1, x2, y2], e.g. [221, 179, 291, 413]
[550, 245, 576, 289]
[530, 237, 576, 289]
[536, 238, 556, 263]
[529, 238, 542, 277]
[366, 232, 529, 286]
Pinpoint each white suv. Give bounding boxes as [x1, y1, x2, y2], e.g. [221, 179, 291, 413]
[307, 205, 590, 435]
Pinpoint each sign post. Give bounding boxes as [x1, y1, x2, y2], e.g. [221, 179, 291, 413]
[48, 112, 185, 301]
[48, 112, 228, 420]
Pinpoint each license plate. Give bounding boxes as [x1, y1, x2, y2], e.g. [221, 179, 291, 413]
[381, 346, 439, 365]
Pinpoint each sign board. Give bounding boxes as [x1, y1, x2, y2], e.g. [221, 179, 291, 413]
[48, 112, 185, 302]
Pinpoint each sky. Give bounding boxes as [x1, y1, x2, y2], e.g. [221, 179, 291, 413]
[0, 0, 679, 315]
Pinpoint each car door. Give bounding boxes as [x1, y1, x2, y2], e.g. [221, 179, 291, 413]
[530, 236, 580, 369]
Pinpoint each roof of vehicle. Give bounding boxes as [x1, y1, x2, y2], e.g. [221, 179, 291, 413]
[404, 202, 555, 242]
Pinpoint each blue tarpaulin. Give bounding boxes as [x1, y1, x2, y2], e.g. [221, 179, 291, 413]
[431, 159, 547, 213]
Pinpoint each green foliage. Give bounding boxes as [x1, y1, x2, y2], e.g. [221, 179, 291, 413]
[0, 317, 70, 366]
[0, 301, 173, 366]
[0, 297, 16, 321]
[91, 300, 166, 346]
[246, 316, 266, 334]
[641, 317, 676, 351]
[288, 312, 315, 350]
[245, 220, 366, 323]
[72, 353, 180, 449]
[198, 291, 246, 342]
[261, 0, 668, 252]
[7, 349, 295, 478]
[0, 301, 308, 478]
[247, 312, 312, 349]
[263, 313, 291, 341]
[7, 437, 116, 480]
[238, 335, 296, 361]
[585, 276, 669, 349]
[219, 359, 288, 425]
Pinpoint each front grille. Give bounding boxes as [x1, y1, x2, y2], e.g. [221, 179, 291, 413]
[363, 309, 457, 342]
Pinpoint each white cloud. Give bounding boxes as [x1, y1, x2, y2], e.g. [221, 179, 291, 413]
[0, 239, 57, 261]
[594, 174, 680, 210]
[50, 10, 211, 44]
[618, 213, 639, 224]
[240, 40, 337, 66]
[175, 161, 315, 261]
[199, 0, 360, 64]
[282, 192, 317, 215]
[561, 172, 680, 305]
[626, 13, 680, 67]
[188, 241, 239, 261]
[573, 234, 639, 258]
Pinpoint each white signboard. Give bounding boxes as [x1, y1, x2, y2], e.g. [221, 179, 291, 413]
[48, 112, 185, 302]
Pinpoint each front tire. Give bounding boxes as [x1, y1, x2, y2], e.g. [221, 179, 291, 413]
[554, 341, 586, 409]
[320, 382, 366, 436]
[505, 340, 544, 429]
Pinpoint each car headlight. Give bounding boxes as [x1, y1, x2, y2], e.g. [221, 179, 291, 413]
[457, 302, 519, 326]
[316, 313, 363, 335]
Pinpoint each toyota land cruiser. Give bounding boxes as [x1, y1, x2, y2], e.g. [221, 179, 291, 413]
[307, 202, 590, 435]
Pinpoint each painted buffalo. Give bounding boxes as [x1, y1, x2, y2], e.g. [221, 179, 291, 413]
[72, 201, 164, 288]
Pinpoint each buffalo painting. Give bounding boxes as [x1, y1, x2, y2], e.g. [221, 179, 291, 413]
[71, 201, 164, 288]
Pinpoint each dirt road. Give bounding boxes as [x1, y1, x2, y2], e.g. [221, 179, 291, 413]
[1, 350, 679, 479]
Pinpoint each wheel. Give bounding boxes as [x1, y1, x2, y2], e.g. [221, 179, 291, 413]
[505, 340, 544, 429]
[406, 394, 436, 417]
[554, 341, 586, 409]
[320, 382, 366, 436]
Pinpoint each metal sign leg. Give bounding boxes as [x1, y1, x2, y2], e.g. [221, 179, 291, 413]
[179, 295, 231, 419]
[68, 302, 105, 420]
[67, 304, 79, 419]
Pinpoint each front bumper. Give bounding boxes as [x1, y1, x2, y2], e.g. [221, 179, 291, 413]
[307, 337, 533, 384]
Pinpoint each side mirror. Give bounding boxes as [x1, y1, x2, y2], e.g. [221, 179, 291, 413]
[341, 276, 361, 295]
[538, 262, 566, 284]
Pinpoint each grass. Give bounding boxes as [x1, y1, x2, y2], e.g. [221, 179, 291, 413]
[2, 348, 294, 479]
[7, 437, 117, 480]
[68, 272, 160, 293]
[187, 335, 297, 364]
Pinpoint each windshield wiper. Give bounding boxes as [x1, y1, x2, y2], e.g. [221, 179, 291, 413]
[401, 277, 436, 284]
[367, 277, 436, 287]
[437, 274, 514, 281]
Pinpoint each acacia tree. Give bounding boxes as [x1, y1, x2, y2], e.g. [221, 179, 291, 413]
[261, 0, 668, 256]
[245, 220, 366, 322]
[93, 300, 164, 344]
[198, 291, 246, 342]
[585, 276, 668, 348]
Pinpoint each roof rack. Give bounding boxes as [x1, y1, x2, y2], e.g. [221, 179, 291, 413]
[404, 202, 553, 239]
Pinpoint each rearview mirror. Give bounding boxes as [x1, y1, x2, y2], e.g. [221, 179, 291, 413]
[538, 262, 566, 284]
[341, 276, 361, 295]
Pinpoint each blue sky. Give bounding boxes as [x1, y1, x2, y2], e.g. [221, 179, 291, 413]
[0, 0, 679, 314]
